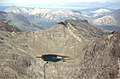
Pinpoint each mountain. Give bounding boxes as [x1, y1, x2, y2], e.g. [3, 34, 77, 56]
[41, 10, 86, 23]
[28, 8, 51, 15]
[92, 15, 120, 31]
[92, 15, 117, 26]
[3, 6, 90, 29]
[93, 8, 111, 14]
[0, 19, 21, 32]
[0, 11, 41, 30]
[4, 6, 28, 14]
[0, 19, 120, 79]
[92, 9, 120, 25]
[110, 9, 120, 23]
[64, 19, 104, 39]
[92, 8, 112, 18]
[92, 9, 120, 31]
[2, 6, 120, 31]
[28, 9, 89, 28]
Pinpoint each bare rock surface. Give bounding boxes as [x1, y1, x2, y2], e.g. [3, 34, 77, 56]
[0, 19, 120, 79]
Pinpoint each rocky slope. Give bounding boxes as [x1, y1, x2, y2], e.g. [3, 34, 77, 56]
[0, 11, 41, 30]
[0, 19, 21, 32]
[0, 19, 120, 79]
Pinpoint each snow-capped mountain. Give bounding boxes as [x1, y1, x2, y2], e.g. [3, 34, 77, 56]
[3, 6, 120, 31]
[43, 10, 85, 21]
[50, 10, 78, 15]
[4, 6, 89, 29]
[92, 9, 120, 31]
[28, 8, 51, 15]
[0, 11, 41, 30]
[4, 6, 28, 14]
[28, 9, 90, 28]
[92, 15, 117, 26]
[92, 9, 120, 26]
[92, 8, 112, 18]
[93, 9, 111, 14]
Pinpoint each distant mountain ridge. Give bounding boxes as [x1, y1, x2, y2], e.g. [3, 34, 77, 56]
[0, 11, 42, 30]
[2, 6, 90, 29]
[0, 6, 120, 31]
[4, 6, 28, 14]
[27, 9, 89, 29]
[92, 8, 120, 31]
[28, 8, 51, 15]
[92, 15, 117, 26]
[93, 8, 111, 14]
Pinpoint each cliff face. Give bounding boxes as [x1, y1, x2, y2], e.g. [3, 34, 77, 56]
[0, 19, 120, 79]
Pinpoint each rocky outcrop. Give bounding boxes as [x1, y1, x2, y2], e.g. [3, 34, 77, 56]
[0, 19, 21, 32]
[0, 19, 120, 79]
[79, 33, 120, 79]
[64, 19, 104, 39]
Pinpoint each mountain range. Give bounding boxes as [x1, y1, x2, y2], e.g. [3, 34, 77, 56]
[0, 11, 41, 30]
[0, 6, 120, 31]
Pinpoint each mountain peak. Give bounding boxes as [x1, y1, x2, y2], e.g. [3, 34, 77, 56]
[29, 8, 51, 15]
[92, 15, 117, 26]
[50, 9, 80, 15]
[4, 6, 28, 14]
[51, 19, 104, 39]
[94, 8, 111, 14]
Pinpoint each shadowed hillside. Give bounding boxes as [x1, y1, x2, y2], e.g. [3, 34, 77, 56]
[0, 19, 21, 32]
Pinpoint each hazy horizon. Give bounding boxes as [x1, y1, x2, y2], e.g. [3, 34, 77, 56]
[0, 0, 120, 10]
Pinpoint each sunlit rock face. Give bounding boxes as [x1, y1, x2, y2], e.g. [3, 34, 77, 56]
[0, 19, 120, 79]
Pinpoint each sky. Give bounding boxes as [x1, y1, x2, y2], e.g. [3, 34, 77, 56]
[0, 0, 120, 9]
[1, 0, 120, 3]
